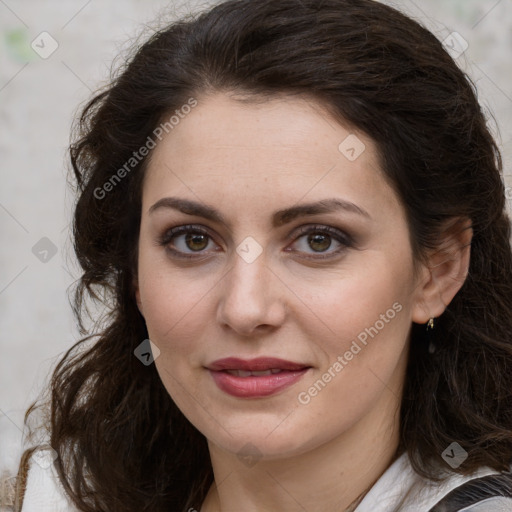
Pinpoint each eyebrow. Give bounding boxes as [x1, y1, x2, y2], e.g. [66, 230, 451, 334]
[148, 196, 371, 228]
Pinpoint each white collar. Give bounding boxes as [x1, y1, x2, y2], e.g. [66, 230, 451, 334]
[21, 447, 505, 512]
[355, 451, 503, 512]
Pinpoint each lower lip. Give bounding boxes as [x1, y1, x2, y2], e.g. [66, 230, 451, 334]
[209, 368, 309, 398]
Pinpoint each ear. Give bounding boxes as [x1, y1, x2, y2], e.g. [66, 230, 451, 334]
[411, 217, 472, 324]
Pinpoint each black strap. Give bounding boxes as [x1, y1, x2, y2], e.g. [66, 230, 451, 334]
[428, 472, 512, 511]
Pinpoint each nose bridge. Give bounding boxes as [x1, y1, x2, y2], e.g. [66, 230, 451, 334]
[216, 244, 284, 334]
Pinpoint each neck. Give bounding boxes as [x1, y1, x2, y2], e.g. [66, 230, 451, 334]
[200, 390, 402, 512]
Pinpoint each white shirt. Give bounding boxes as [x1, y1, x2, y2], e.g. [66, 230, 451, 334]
[21, 448, 511, 511]
[354, 450, 512, 511]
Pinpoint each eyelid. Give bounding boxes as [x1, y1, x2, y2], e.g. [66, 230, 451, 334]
[289, 223, 354, 244]
[157, 224, 217, 248]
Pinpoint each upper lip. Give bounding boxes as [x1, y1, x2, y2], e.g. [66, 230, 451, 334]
[207, 357, 310, 372]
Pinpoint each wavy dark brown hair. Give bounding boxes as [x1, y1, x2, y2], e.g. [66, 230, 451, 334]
[14, 0, 512, 510]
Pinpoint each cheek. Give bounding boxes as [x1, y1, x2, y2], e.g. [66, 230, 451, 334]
[292, 264, 412, 429]
[140, 283, 209, 339]
[137, 251, 219, 353]
[289, 252, 413, 351]
[137, 262, 215, 410]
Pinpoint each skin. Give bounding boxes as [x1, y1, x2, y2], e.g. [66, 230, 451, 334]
[134, 92, 472, 512]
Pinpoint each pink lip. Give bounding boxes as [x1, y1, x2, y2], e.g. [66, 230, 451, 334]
[207, 357, 311, 398]
[208, 357, 308, 372]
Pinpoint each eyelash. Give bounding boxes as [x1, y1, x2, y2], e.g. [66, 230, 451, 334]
[157, 224, 354, 261]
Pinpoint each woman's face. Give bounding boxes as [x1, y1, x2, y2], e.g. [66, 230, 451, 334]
[135, 92, 428, 460]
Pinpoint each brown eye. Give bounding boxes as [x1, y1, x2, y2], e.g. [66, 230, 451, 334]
[307, 233, 332, 252]
[158, 225, 218, 259]
[185, 233, 209, 251]
[288, 224, 353, 260]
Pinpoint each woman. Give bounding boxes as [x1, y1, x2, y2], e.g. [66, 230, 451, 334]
[11, 0, 512, 510]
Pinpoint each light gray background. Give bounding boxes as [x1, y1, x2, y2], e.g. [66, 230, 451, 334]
[1, 0, 511, 477]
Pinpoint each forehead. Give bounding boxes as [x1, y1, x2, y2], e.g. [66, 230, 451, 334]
[141, 92, 402, 221]
[152, 92, 357, 160]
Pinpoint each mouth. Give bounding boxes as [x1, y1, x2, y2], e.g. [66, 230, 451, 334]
[207, 357, 310, 372]
[206, 357, 312, 398]
[222, 368, 285, 377]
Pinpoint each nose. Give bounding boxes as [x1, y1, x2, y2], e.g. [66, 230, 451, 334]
[215, 249, 287, 337]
